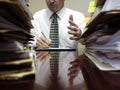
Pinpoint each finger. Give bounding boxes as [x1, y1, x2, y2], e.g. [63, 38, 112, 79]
[68, 27, 79, 38]
[68, 26, 82, 37]
[68, 72, 78, 78]
[68, 64, 79, 69]
[68, 62, 79, 70]
[37, 52, 50, 61]
[69, 19, 78, 27]
[36, 37, 50, 48]
[68, 74, 77, 82]
[69, 15, 79, 28]
[68, 66, 79, 72]
[40, 36, 51, 47]
[69, 14, 73, 22]
[70, 60, 80, 65]
[69, 30, 81, 40]
[45, 53, 52, 60]
[68, 26, 78, 32]
[69, 36, 80, 40]
[68, 31, 80, 40]
[36, 52, 43, 58]
[41, 36, 51, 45]
[68, 30, 78, 36]
[40, 52, 49, 61]
[36, 41, 49, 48]
[36, 52, 48, 59]
[68, 70, 79, 79]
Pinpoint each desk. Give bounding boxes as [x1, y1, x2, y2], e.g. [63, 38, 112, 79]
[79, 54, 120, 90]
[0, 49, 87, 90]
[0, 78, 34, 90]
[33, 49, 86, 90]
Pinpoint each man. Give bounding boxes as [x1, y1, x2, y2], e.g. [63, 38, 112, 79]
[31, 0, 86, 49]
[32, 1, 86, 89]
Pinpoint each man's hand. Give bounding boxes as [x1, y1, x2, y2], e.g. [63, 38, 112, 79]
[36, 51, 51, 62]
[68, 59, 81, 86]
[68, 15, 82, 41]
[36, 36, 51, 48]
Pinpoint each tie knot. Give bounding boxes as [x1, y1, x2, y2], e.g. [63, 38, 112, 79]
[52, 13, 57, 19]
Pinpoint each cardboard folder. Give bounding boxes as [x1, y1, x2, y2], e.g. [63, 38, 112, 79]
[0, 15, 25, 31]
[0, 51, 30, 61]
[0, 9, 27, 30]
[80, 54, 120, 90]
[81, 10, 120, 38]
[0, 67, 35, 80]
[0, 29, 33, 44]
[0, 0, 33, 29]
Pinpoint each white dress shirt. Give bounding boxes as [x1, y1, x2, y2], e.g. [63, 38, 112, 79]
[31, 6, 86, 48]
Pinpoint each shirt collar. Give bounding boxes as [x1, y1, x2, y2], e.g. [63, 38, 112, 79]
[47, 6, 66, 20]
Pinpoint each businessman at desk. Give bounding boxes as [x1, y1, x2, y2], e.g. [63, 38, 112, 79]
[31, 0, 86, 49]
[31, 0, 86, 89]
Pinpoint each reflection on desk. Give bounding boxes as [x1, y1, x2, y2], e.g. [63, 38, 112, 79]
[33, 50, 86, 90]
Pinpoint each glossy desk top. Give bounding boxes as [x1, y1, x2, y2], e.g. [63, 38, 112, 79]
[33, 50, 86, 90]
[0, 50, 87, 90]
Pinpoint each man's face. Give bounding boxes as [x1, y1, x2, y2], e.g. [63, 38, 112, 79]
[46, 0, 65, 13]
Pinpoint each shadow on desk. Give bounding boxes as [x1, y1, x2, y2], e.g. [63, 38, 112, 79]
[0, 79, 34, 90]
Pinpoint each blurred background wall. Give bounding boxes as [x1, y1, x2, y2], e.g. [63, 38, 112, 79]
[29, 0, 90, 16]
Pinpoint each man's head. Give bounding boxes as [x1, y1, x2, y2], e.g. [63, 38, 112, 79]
[46, 0, 65, 13]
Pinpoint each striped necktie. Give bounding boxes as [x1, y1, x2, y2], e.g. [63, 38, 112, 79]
[49, 13, 59, 82]
[50, 13, 59, 48]
[50, 51, 59, 82]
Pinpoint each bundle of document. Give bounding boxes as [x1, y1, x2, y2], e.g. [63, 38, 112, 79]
[80, 9, 120, 70]
[0, 0, 34, 80]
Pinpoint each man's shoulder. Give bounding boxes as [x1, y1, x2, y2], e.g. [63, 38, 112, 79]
[33, 9, 47, 17]
[65, 8, 84, 16]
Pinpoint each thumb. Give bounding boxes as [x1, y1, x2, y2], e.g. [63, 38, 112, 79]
[69, 14, 73, 22]
[69, 14, 74, 26]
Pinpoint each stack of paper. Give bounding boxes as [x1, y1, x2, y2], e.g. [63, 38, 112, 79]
[80, 9, 120, 70]
[102, 0, 120, 11]
[0, 0, 34, 80]
[81, 10, 120, 39]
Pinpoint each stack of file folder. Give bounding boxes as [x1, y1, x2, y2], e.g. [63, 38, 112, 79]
[79, 9, 120, 90]
[80, 10, 120, 70]
[0, 0, 34, 83]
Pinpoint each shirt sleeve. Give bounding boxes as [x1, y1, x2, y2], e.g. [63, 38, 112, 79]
[30, 16, 42, 46]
